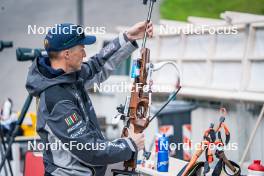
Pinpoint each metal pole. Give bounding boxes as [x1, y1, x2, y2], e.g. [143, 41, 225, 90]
[0, 132, 13, 176]
[0, 144, 8, 176]
[239, 104, 264, 165]
[77, 0, 84, 26]
[141, 0, 155, 49]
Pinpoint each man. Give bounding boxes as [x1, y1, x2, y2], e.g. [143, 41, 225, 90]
[26, 21, 153, 176]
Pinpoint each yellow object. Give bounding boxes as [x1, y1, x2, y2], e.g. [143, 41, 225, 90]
[20, 112, 37, 137]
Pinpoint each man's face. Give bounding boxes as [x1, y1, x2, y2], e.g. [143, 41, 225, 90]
[66, 45, 86, 72]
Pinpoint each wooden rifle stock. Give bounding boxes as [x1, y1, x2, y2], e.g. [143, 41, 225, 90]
[123, 48, 151, 171]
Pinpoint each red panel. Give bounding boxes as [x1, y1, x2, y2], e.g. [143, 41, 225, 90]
[24, 151, 44, 176]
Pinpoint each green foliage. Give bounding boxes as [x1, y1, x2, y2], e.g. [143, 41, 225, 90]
[160, 0, 264, 21]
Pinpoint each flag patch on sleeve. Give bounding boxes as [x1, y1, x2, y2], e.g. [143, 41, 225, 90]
[65, 112, 79, 126]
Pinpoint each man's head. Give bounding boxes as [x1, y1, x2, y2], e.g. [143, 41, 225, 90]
[44, 23, 96, 72]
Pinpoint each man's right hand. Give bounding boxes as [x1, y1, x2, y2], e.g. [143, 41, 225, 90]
[127, 124, 145, 151]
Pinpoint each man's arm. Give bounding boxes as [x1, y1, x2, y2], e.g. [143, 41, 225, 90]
[80, 33, 138, 89]
[45, 99, 138, 166]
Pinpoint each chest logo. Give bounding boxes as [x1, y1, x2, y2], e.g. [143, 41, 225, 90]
[65, 112, 79, 126]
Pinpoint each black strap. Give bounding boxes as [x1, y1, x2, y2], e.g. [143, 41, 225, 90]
[177, 162, 205, 176]
[212, 159, 241, 176]
[223, 160, 241, 176]
[177, 160, 241, 176]
[212, 159, 223, 176]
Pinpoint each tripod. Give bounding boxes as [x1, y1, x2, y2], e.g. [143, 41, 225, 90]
[0, 40, 15, 175]
[0, 95, 33, 173]
[0, 45, 42, 174]
[0, 124, 13, 176]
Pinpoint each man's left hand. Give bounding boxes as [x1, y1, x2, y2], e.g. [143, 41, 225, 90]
[126, 21, 153, 41]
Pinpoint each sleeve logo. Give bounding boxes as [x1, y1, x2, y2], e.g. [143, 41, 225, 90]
[65, 112, 79, 126]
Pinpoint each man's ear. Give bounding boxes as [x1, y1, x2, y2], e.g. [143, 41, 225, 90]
[64, 50, 70, 60]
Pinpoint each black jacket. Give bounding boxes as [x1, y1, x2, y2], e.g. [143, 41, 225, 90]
[26, 34, 138, 176]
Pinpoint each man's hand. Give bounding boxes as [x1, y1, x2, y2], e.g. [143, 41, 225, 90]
[126, 21, 153, 41]
[127, 124, 145, 151]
